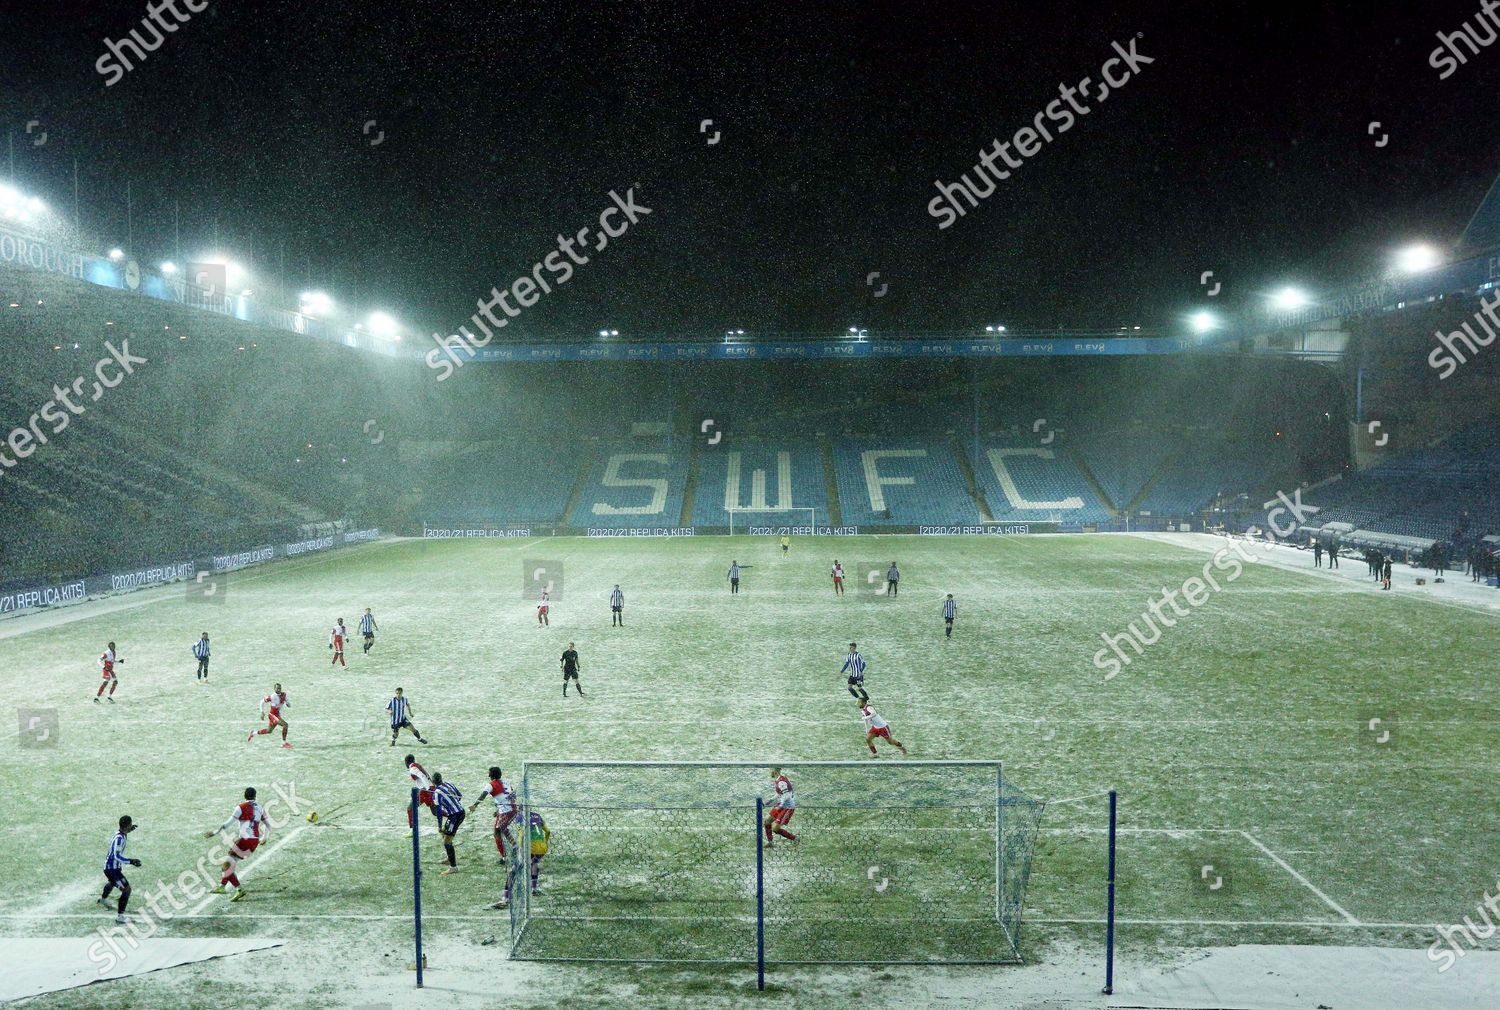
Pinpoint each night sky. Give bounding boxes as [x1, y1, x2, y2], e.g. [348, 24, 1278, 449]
[4, 0, 1500, 338]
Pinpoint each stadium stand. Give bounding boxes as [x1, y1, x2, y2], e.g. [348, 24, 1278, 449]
[690, 438, 829, 528]
[569, 439, 692, 528]
[968, 436, 1114, 524]
[832, 436, 981, 525]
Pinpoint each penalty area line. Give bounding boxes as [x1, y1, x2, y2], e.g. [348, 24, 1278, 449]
[186, 824, 312, 917]
[1239, 829, 1360, 925]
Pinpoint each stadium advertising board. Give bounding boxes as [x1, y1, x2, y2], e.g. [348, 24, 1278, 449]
[0, 528, 382, 617]
[0, 578, 87, 614]
[745, 525, 860, 536]
[212, 546, 276, 571]
[918, 523, 1060, 535]
[586, 527, 696, 537]
[423, 526, 534, 537]
[462, 336, 1181, 364]
[0, 226, 85, 279]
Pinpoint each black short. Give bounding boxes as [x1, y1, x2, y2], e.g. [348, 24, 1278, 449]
[611, 605, 622, 612]
[563, 668, 579, 680]
[848, 675, 863, 688]
[364, 632, 375, 641]
[440, 810, 465, 836]
[104, 867, 128, 888]
[393, 719, 413, 730]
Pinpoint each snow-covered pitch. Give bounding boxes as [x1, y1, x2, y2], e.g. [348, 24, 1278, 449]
[3, 532, 1493, 1009]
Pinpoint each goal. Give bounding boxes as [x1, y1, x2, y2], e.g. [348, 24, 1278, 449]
[506, 761, 1045, 977]
[726, 507, 817, 535]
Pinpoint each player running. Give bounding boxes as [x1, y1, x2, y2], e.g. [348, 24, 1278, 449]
[609, 585, 624, 627]
[386, 687, 428, 746]
[831, 560, 845, 595]
[561, 643, 584, 697]
[841, 642, 869, 701]
[404, 754, 433, 836]
[359, 608, 378, 654]
[537, 590, 551, 627]
[192, 632, 211, 682]
[763, 767, 798, 846]
[943, 594, 958, 638]
[860, 700, 906, 756]
[97, 815, 141, 924]
[95, 642, 121, 703]
[493, 810, 549, 910]
[329, 619, 347, 667]
[427, 773, 465, 874]
[247, 683, 291, 748]
[468, 765, 517, 859]
[204, 787, 269, 901]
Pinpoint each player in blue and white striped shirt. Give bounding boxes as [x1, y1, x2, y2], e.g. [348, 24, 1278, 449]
[359, 608, 378, 654]
[192, 632, 211, 682]
[97, 815, 141, 924]
[609, 585, 624, 627]
[943, 594, 958, 639]
[386, 688, 427, 747]
[426, 773, 465, 873]
[841, 642, 869, 700]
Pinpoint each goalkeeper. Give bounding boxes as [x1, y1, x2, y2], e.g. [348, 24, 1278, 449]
[495, 811, 549, 909]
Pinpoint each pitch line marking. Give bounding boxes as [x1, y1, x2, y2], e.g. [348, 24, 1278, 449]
[1239, 829, 1360, 924]
[186, 824, 312, 918]
[0, 912, 1451, 931]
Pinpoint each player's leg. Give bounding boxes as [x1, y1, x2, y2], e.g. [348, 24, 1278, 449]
[891, 734, 906, 753]
[530, 854, 542, 894]
[575, 676, 584, 697]
[866, 730, 879, 755]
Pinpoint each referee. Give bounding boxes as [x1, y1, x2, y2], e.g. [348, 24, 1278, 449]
[192, 632, 211, 682]
[561, 643, 584, 697]
[943, 594, 958, 638]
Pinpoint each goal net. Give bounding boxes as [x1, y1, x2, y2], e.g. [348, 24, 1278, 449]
[725, 507, 817, 536]
[506, 761, 1044, 967]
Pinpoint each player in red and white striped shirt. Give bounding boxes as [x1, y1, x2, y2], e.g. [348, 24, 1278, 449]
[203, 787, 269, 901]
[404, 754, 432, 835]
[467, 765, 517, 859]
[95, 643, 121, 703]
[763, 767, 798, 846]
[247, 684, 291, 748]
[329, 620, 347, 667]
[859, 700, 906, 756]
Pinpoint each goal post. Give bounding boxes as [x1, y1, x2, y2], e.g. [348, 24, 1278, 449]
[507, 761, 1045, 976]
[726, 507, 817, 535]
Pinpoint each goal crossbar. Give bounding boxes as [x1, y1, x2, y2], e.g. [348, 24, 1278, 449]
[725, 507, 816, 535]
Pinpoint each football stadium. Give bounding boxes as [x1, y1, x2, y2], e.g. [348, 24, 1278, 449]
[5, 4, 1500, 1009]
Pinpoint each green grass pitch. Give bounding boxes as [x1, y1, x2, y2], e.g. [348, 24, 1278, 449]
[3, 532, 1497, 1008]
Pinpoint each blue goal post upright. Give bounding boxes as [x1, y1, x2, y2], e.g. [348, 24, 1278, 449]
[410, 788, 424, 989]
[507, 760, 1045, 984]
